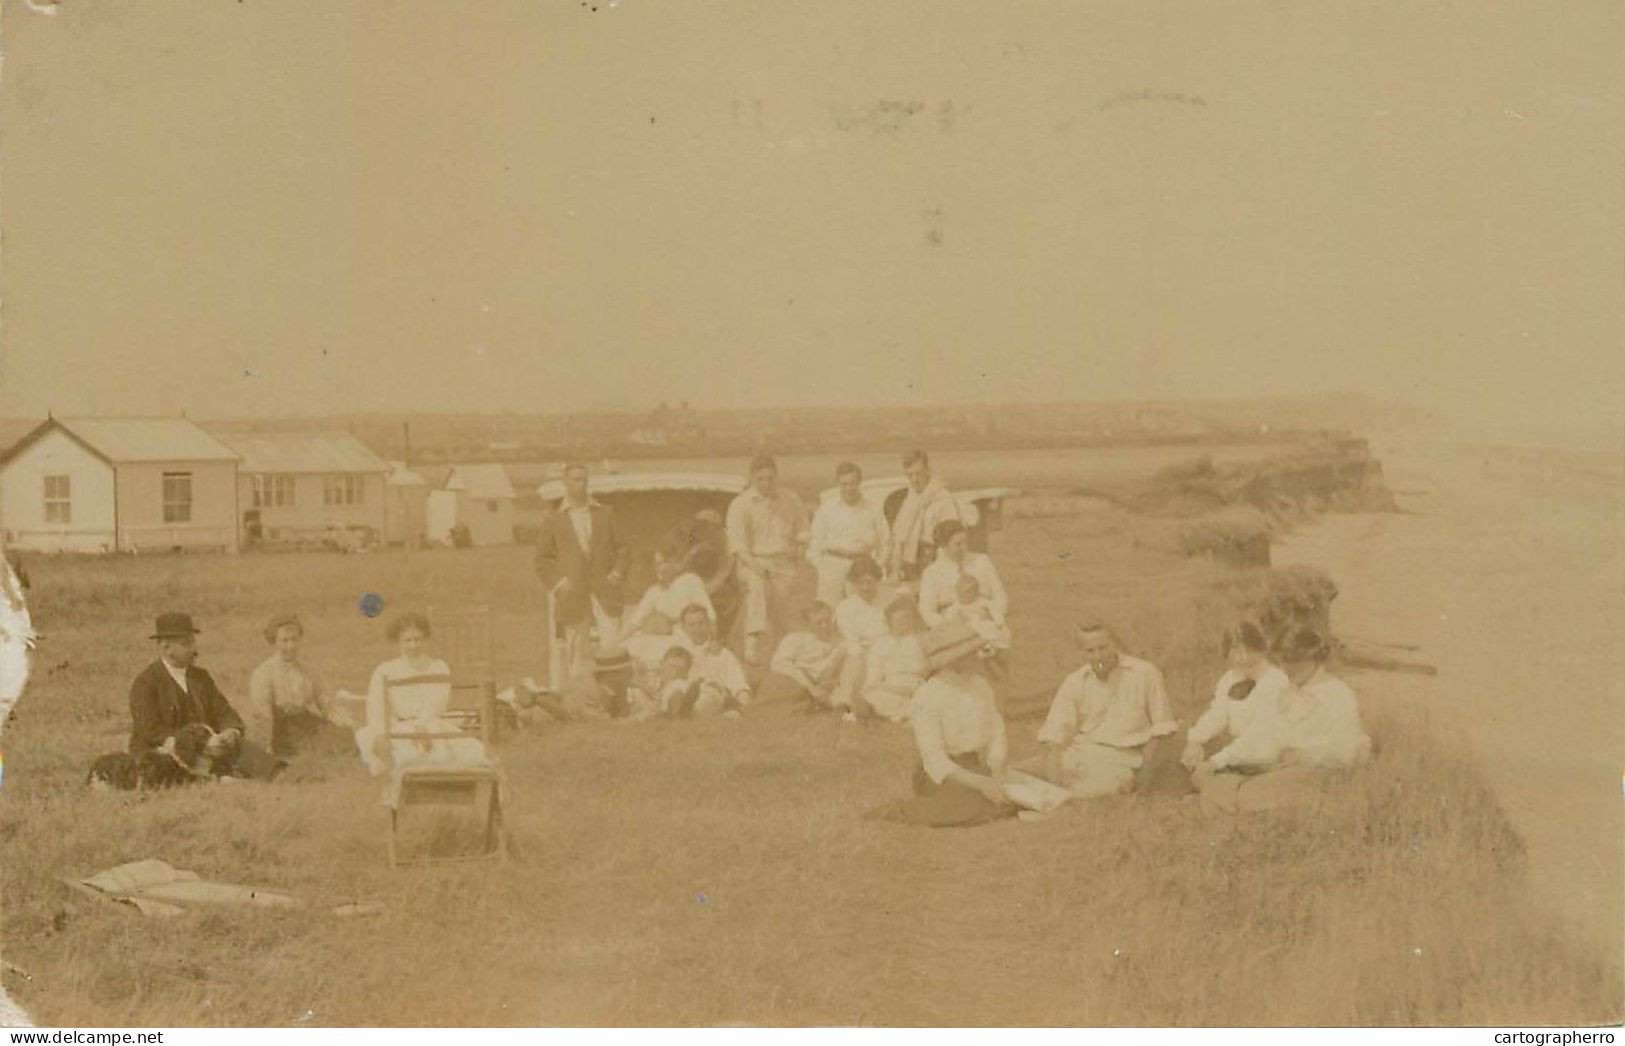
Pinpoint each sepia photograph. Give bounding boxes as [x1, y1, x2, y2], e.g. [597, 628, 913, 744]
[0, 0, 1619, 1031]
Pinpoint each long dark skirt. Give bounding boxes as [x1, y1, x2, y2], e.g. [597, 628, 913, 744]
[272, 712, 356, 759]
[866, 754, 1016, 828]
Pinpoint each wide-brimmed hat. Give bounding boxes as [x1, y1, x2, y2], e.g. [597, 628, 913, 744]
[593, 645, 632, 675]
[922, 619, 986, 672]
[150, 612, 200, 640]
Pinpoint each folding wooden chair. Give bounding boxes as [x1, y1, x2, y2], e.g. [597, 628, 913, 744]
[384, 607, 505, 866]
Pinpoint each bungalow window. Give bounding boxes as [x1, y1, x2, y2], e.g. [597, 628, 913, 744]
[253, 474, 296, 508]
[43, 474, 71, 524]
[162, 472, 193, 524]
[323, 474, 364, 507]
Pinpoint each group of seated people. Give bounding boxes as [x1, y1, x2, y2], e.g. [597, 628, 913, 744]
[874, 614, 1373, 826]
[89, 609, 496, 795]
[524, 450, 1011, 730]
[87, 448, 1372, 829]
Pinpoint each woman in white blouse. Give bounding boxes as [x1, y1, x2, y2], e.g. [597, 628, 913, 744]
[623, 548, 716, 668]
[916, 519, 1008, 629]
[867, 619, 1017, 827]
[1181, 619, 1291, 771]
[1194, 625, 1371, 813]
[355, 612, 489, 778]
[831, 556, 893, 713]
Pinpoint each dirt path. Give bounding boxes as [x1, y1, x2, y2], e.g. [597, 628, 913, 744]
[1274, 436, 1623, 967]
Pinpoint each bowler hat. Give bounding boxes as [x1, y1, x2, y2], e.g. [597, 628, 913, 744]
[922, 619, 986, 673]
[150, 612, 201, 640]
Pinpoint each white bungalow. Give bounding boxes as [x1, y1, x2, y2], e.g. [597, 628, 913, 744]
[218, 432, 390, 549]
[426, 463, 516, 547]
[0, 417, 240, 553]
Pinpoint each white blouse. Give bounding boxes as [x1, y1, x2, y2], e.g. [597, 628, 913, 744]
[910, 670, 1008, 784]
[1188, 664, 1291, 749]
[628, 572, 715, 631]
[917, 552, 1008, 627]
[835, 592, 892, 656]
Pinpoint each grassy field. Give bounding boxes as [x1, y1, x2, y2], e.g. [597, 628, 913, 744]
[0, 505, 1616, 1026]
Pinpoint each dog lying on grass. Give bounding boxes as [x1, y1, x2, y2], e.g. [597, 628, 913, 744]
[87, 723, 226, 792]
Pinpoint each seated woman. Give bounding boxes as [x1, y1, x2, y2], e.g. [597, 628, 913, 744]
[853, 597, 928, 723]
[1180, 619, 1291, 772]
[831, 555, 893, 713]
[355, 612, 492, 780]
[916, 519, 1008, 629]
[623, 546, 716, 669]
[248, 614, 356, 758]
[1193, 625, 1372, 813]
[867, 619, 1016, 827]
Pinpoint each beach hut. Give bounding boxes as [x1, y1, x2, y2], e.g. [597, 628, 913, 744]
[534, 471, 746, 586]
[430, 464, 516, 546]
[819, 478, 1022, 554]
[219, 432, 389, 550]
[0, 417, 239, 553]
[383, 461, 429, 547]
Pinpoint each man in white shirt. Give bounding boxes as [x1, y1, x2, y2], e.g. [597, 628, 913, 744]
[806, 462, 891, 607]
[1030, 622, 1178, 798]
[885, 450, 964, 584]
[672, 603, 752, 717]
[725, 455, 809, 664]
[535, 463, 630, 688]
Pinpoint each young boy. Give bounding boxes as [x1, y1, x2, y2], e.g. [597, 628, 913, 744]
[759, 601, 847, 711]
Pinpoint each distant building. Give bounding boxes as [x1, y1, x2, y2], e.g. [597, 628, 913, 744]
[0, 417, 239, 553]
[219, 432, 389, 549]
[426, 463, 516, 546]
[383, 461, 429, 547]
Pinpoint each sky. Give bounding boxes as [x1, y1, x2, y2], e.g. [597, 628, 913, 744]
[0, 0, 1620, 435]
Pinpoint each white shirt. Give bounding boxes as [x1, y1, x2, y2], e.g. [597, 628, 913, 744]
[917, 552, 1008, 627]
[770, 630, 846, 690]
[910, 670, 1008, 784]
[806, 496, 890, 563]
[865, 634, 927, 693]
[1037, 655, 1178, 750]
[944, 599, 1011, 650]
[674, 633, 752, 705]
[725, 486, 808, 559]
[563, 499, 594, 551]
[628, 573, 715, 630]
[834, 592, 891, 656]
[162, 659, 190, 693]
[1209, 667, 1371, 770]
[1188, 665, 1290, 749]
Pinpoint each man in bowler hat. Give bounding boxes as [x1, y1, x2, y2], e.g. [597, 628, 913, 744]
[127, 612, 282, 779]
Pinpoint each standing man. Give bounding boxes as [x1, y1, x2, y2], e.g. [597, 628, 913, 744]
[885, 450, 964, 585]
[725, 455, 809, 664]
[128, 612, 282, 779]
[1029, 622, 1179, 799]
[806, 461, 891, 607]
[535, 462, 630, 687]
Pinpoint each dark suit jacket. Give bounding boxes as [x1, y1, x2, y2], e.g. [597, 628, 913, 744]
[128, 660, 246, 754]
[534, 500, 630, 626]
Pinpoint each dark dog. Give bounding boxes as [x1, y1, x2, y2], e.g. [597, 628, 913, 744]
[87, 723, 224, 792]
